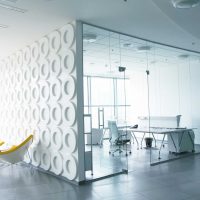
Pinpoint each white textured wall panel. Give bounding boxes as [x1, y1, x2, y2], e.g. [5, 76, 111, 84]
[0, 21, 80, 182]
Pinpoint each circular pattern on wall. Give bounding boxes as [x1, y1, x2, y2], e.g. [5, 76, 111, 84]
[39, 37, 49, 58]
[40, 149, 51, 170]
[40, 127, 51, 147]
[16, 70, 23, 85]
[62, 102, 76, 126]
[16, 51, 23, 67]
[31, 63, 40, 82]
[60, 23, 75, 48]
[63, 128, 77, 153]
[31, 84, 40, 102]
[31, 105, 40, 124]
[16, 106, 22, 123]
[40, 59, 50, 79]
[50, 54, 61, 77]
[62, 155, 77, 180]
[51, 127, 63, 150]
[23, 68, 31, 83]
[16, 89, 23, 104]
[61, 50, 75, 74]
[23, 86, 31, 103]
[51, 78, 62, 101]
[31, 42, 39, 61]
[51, 103, 62, 125]
[49, 30, 61, 53]
[40, 81, 50, 102]
[23, 47, 31, 65]
[23, 105, 31, 123]
[32, 127, 40, 146]
[31, 148, 41, 167]
[62, 76, 76, 100]
[10, 90, 17, 103]
[40, 104, 50, 124]
[51, 152, 63, 175]
[10, 71, 15, 86]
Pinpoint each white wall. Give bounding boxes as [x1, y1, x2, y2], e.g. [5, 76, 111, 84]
[128, 61, 200, 144]
[0, 21, 84, 182]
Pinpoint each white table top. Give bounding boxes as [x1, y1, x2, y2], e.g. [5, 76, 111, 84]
[128, 127, 195, 135]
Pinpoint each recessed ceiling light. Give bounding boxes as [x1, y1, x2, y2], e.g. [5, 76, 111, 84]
[83, 33, 97, 43]
[171, 0, 200, 8]
[0, 24, 8, 28]
[150, 60, 157, 64]
[123, 43, 132, 48]
[137, 45, 152, 52]
[0, 2, 27, 13]
[178, 54, 190, 58]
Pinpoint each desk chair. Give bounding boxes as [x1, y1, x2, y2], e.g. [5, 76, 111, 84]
[108, 121, 131, 156]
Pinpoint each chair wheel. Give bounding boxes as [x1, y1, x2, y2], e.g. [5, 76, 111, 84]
[125, 153, 128, 156]
[129, 151, 131, 154]
[109, 151, 111, 154]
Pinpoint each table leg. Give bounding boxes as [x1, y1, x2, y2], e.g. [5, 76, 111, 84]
[152, 133, 157, 147]
[178, 132, 184, 150]
[158, 134, 166, 159]
[141, 133, 145, 149]
[131, 131, 139, 150]
[169, 133, 177, 154]
[188, 131, 195, 152]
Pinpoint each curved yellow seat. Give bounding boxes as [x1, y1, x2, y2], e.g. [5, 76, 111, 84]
[0, 135, 33, 164]
[0, 140, 4, 146]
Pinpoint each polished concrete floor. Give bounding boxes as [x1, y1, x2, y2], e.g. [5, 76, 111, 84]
[1, 155, 200, 200]
[85, 139, 200, 180]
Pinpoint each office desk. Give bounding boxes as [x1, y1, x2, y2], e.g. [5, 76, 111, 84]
[129, 127, 195, 159]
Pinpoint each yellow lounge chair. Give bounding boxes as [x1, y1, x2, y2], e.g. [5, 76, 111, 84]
[0, 135, 33, 164]
[0, 140, 4, 146]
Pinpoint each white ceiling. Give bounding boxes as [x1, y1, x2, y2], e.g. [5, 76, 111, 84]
[83, 24, 200, 77]
[0, 0, 200, 59]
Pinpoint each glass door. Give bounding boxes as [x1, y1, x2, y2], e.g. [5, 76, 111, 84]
[83, 24, 129, 179]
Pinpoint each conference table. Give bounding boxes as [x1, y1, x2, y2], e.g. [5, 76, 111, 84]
[128, 127, 195, 159]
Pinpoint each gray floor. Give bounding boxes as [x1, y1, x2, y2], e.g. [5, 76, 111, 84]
[86, 140, 200, 180]
[1, 155, 200, 200]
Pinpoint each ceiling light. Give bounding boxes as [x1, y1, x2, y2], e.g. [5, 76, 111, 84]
[0, 2, 27, 13]
[178, 54, 190, 58]
[0, 24, 8, 28]
[137, 45, 152, 52]
[171, 0, 200, 8]
[123, 43, 132, 48]
[83, 33, 97, 43]
[150, 60, 157, 64]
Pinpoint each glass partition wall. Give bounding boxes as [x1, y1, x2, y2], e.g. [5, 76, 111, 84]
[83, 23, 200, 179]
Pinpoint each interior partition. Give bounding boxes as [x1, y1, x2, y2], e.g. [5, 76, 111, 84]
[0, 20, 85, 183]
[83, 23, 200, 174]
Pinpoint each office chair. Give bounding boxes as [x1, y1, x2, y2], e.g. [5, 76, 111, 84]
[108, 121, 131, 156]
